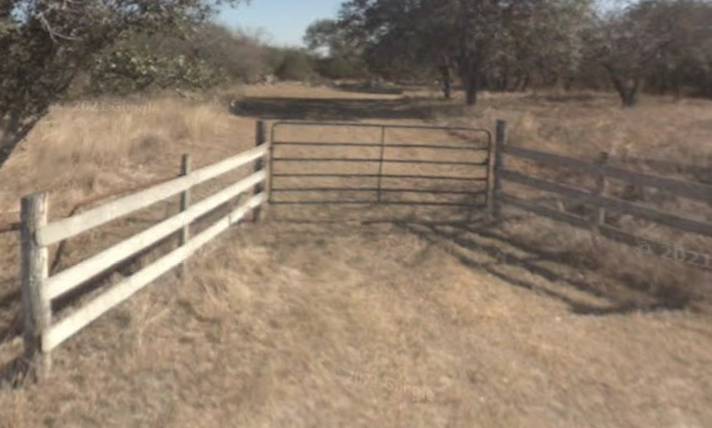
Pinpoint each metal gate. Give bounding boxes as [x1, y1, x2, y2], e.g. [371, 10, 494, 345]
[268, 121, 493, 221]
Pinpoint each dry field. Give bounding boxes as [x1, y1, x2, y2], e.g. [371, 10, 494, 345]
[0, 82, 711, 427]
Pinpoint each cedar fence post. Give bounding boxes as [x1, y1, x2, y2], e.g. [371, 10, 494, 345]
[590, 152, 609, 238]
[20, 192, 51, 379]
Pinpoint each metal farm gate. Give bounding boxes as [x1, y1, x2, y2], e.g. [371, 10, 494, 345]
[268, 122, 493, 222]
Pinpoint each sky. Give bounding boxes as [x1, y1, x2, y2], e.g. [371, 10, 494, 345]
[218, 0, 343, 47]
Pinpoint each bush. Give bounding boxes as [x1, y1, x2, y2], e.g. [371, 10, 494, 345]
[89, 48, 226, 95]
[315, 57, 366, 79]
[275, 50, 315, 81]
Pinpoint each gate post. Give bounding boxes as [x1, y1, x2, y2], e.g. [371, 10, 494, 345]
[20, 192, 51, 380]
[179, 154, 192, 276]
[488, 120, 507, 220]
[590, 152, 609, 241]
[253, 120, 267, 221]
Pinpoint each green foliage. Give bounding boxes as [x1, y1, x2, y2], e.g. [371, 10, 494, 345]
[0, 0, 246, 168]
[314, 57, 367, 79]
[89, 48, 226, 95]
[275, 50, 315, 81]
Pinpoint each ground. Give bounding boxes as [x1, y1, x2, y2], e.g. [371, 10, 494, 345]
[0, 83, 711, 427]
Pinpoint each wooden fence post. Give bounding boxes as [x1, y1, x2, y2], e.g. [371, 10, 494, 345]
[179, 154, 191, 275]
[253, 120, 267, 222]
[590, 152, 609, 234]
[489, 119, 507, 220]
[20, 192, 51, 379]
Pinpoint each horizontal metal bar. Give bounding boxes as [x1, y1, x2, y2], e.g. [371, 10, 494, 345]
[272, 141, 489, 151]
[271, 173, 488, 182]
[503, 145, 712, 203]
[272, 121, 492, 134]
[270, 200, 486, 207]
[272, 188, 486, 195]
[273, 141, 381, 148]
[273, 157, 488, 166]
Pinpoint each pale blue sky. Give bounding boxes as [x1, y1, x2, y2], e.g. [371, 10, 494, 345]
[218, 1, 343, 47]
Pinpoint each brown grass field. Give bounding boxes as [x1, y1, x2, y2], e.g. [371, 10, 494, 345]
[0, 83, 711, 427]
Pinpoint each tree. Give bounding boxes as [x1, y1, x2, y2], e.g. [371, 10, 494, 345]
[0, 0, 244, 169]
[335, 0, 592, 105]
[586, 0, 712, 107]
[275, 49, 315, 81]
[644, 0, 712, 99]
[304, 18, 367, 79]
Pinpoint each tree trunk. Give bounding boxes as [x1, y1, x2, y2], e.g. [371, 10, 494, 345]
[464, 71, 479, 105]
[521, 73, 531, 92]
[605, 65, 643, 108]
[459, 56, 480, 106]
[439, 64, 452, 99]
[0, 108, 48, 170]
[564, 76, 575, 92]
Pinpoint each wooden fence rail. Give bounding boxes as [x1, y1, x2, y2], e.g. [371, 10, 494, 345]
[19, 120, 270, 379]
[491, 119, 712, 271]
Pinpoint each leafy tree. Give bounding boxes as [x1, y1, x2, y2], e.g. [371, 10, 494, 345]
[88, 48, 226, 95]
[275, 50, 315, 81]
[335, 0, 592, 105]
[0, 0, 245, 169]
[587, 0, 712, 107]
[304, 18, 367, 79]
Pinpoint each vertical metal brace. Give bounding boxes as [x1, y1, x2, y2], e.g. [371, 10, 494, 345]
[376, 126, 386, 203]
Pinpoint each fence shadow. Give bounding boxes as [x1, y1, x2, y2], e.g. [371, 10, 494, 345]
[232, 97, 465, 121]
[332, 82, 405, 95]
[397, 218, 692, 316]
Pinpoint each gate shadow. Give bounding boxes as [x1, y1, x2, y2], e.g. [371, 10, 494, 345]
[396, 218, 692, 316]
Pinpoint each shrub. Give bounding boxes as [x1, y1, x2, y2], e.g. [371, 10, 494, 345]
[275, 50, 315, 81]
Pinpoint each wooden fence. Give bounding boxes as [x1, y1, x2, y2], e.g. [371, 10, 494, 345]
[12, 117, 712, 380]
[19, 121, 270, 379]
[490, 120, 712, 270]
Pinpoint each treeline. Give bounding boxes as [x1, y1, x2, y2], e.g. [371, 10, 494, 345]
[304, 0, 712, 107]
[0, 0, 365, 169]
[79, 24, 356, 96]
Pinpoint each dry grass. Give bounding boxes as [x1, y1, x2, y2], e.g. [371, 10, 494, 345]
[0, 88, 256, 364]
[2, 222, 711, 427]
[1, 83, 711, 427]
[446, 91, 712, 308]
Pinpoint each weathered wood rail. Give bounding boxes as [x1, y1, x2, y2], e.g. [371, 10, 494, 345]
[19, 121, 270, 379]
[491, 119, 712, 270]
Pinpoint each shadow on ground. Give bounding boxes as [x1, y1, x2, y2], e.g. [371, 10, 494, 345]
[395, 217, 694, 316]
[232, 97, 466, 121]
